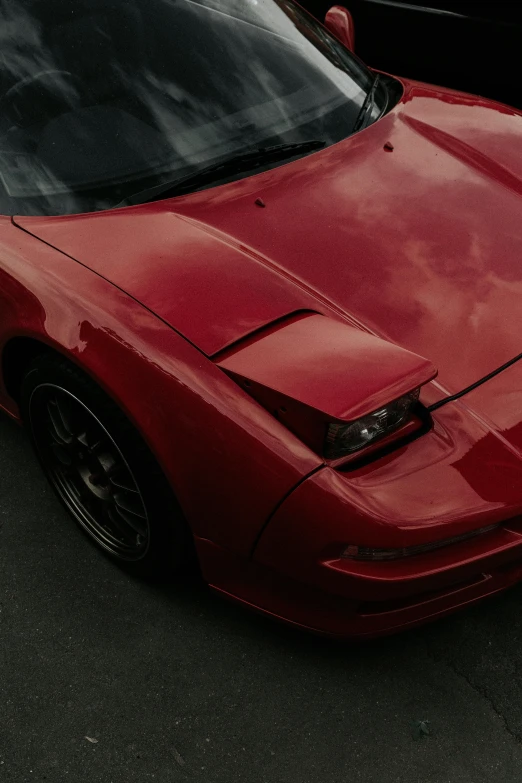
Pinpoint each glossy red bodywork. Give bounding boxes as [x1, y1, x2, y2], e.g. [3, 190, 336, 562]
[217, 314, 436, 421]
[4, 75, 522, 637]
[217, 313, 435, 455]
[324, 5, 356, 51]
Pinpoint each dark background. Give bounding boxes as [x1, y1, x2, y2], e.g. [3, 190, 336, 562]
[299, 0, 522, 109]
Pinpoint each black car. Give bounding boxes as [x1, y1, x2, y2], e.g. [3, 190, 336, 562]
[299, 1, 522, 109]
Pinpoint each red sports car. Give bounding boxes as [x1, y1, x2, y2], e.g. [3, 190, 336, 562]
[2, 0, 522, 639]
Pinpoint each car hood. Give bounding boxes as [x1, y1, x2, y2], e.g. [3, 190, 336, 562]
[15, 79, 522, 399]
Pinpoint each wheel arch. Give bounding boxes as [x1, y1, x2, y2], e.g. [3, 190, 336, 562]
[1, 333, 190, 512]
[1, 332, 199, 549]
[1, 332, 174, 472]
[2, 335, 56, 404]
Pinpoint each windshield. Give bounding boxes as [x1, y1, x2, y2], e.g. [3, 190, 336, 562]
[0, 0, 389, 216]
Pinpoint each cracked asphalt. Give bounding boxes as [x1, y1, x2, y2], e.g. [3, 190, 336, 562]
[3, 413, 522, 782]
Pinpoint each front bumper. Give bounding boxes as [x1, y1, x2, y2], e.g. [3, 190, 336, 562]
[199, 400, 522, 638]
[199, 531, 522, 638]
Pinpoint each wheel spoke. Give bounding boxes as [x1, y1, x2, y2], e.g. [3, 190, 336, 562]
[47, 399, 73, 446]
[109, 503, 147, 539]
[110, 469, 140, 494]
[50, 395, 76, 440]
[113, 492, 148, 536]
[50, 442, 74, 467]
[76, 431, 90, 448]
[104, 503, 133, 540]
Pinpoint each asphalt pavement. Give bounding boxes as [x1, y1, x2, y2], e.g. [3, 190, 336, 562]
[3, 412, 522, 783]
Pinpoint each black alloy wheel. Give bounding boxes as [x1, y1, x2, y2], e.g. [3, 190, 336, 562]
[30, 384, 149, 560]
[21, 355, 191, 577]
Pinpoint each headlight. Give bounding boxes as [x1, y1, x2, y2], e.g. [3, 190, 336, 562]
[324, 390, 420, 459]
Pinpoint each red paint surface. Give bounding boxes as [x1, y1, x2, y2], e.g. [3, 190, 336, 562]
[17, 79, 522, 402]
[4, 75, 522, 636]
[218, 314, 436, 421]
[324, 5, 356, 52]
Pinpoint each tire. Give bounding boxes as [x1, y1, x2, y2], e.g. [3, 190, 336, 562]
[20, 354, 193, 580]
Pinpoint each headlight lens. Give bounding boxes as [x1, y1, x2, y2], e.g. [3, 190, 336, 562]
[324, 389, 420, 459]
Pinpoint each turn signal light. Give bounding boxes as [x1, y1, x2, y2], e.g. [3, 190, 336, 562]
[341, 523, 499, 561]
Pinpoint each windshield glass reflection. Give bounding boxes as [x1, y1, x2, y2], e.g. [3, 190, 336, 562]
[0, 0, 383, 215]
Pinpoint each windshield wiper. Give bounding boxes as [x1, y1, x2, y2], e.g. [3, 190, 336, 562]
[116, 140, 326, 207]
[352, 73, 382, 134]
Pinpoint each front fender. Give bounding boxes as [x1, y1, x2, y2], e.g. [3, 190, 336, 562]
[0, 220, 321, 555]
